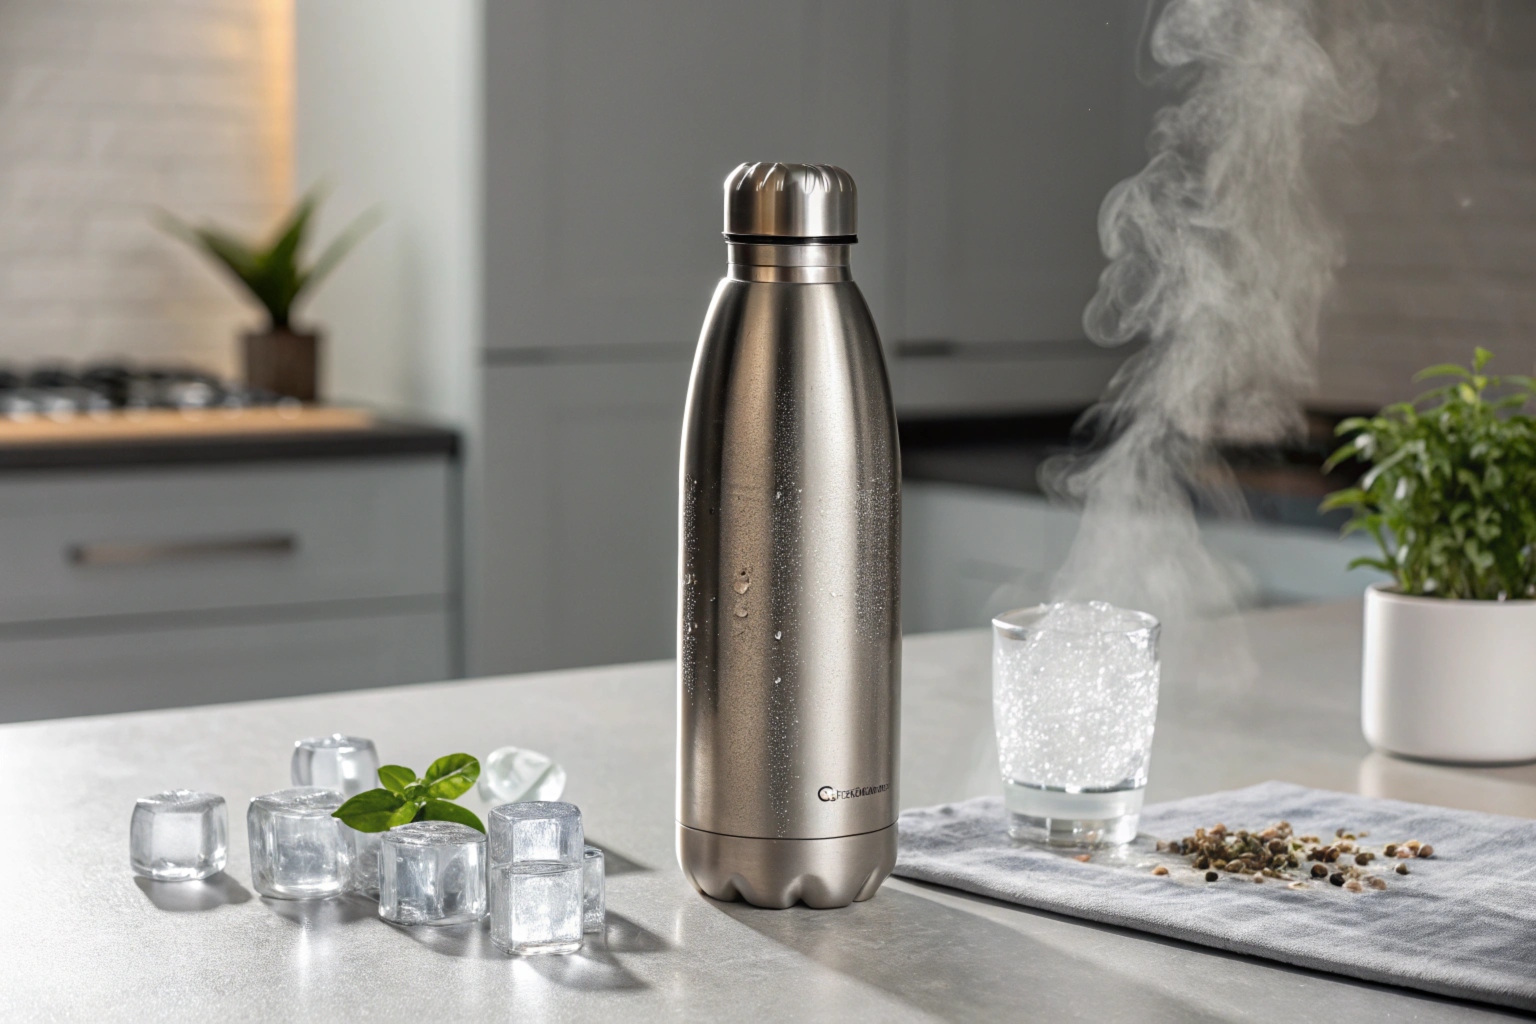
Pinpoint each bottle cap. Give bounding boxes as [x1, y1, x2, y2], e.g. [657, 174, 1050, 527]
[723, 162, 856, 242]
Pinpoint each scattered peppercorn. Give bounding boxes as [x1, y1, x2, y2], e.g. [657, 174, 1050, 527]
[1163, 821, 1436, 893]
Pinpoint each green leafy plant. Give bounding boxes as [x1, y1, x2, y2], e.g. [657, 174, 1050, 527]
[157, 187, 381, 331]
[332, 753, 485, 833]
[1322, 348, 1536, 600]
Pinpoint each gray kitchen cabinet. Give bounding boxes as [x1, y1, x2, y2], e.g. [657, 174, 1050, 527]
[0, 460, 449, 626]
[0, 606, 450, 723]
[898, 2, 1146, 345]
[886, 0, 1149, 414]
[483, 0, 899, 355]
[902, 482, 1385, 635]
[0, 453, 458, 723]
[471, 358, 693, 675]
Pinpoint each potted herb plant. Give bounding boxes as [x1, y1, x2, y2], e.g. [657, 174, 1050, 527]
[1323, 348, 1536, 764]
[159, 189, 380, 401]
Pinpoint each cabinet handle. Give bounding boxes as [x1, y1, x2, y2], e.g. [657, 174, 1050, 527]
[67, 533, 298, 567]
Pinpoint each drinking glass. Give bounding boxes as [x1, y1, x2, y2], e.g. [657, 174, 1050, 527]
[993, 601, 1160, 847]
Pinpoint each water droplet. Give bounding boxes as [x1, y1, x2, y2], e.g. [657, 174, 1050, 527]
[774, 631, 782, 641]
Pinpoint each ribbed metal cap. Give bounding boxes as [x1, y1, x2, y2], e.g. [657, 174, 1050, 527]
[723, 162, 857, 242]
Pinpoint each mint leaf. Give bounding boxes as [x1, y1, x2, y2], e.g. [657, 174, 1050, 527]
[418, 798, 485, 833]
[378, 765, 415, 795]
[333, 789, 407, 832]
[387, 800, 422, 829]
[423, 753, 480, 800]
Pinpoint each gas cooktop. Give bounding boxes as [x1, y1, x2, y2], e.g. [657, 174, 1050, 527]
[0, 364, 285, 420]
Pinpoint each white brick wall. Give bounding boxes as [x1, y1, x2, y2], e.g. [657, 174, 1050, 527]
[0, 0, 291, 377]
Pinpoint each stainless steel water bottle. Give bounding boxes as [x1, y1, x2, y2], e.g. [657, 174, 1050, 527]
[677, 162, 900, 909]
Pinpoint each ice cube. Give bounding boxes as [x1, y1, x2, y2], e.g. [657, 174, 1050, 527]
[488, 801, 584, 955]
[290, 734, 380, 797]
[488, 801, 583, 867]
[378, 821, 487, 926]
[343, 825, 382, 899]
[247, 787, 347, 899]
[130, 790, 227, 881]
[582, 845, 605, 933]
[490, 862, 583, 955]
[477, 746, 566, 804]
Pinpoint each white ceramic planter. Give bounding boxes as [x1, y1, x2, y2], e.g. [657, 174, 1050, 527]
[1362, 583, 1536, 764]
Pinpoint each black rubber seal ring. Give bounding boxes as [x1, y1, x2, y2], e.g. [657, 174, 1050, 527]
[723, 233, 858, 245]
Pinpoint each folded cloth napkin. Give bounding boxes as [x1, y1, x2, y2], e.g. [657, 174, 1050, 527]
[894, 781, 1536, 1011]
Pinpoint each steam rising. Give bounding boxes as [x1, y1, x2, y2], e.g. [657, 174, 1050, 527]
[1048, 0, 1455, 665]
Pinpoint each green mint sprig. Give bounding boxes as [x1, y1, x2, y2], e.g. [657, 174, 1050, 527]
[332, 753, 485, 833]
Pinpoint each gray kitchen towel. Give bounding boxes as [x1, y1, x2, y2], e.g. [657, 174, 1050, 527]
[894, 781, 1536, 1011]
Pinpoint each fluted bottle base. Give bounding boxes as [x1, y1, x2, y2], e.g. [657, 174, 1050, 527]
[676, 822, 896, 909]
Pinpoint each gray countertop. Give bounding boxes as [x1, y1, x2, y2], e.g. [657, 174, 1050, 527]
[3, 600, 1534, 1022]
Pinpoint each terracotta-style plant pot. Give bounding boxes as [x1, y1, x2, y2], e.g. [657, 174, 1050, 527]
[1362, 582, 1536, 764]
[243, 327, 321, 401]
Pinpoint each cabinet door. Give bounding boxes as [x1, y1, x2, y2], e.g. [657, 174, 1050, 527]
[484, 0, 899, 356]
[0, 607, 451, 724]
[898, 1, 1148, 346]
[471, 358, 694, 675]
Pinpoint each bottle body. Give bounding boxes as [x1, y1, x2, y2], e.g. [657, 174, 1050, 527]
[677, 249, 900, 909]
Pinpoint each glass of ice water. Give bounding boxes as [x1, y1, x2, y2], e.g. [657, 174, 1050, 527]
[993, 600, 1160, 847]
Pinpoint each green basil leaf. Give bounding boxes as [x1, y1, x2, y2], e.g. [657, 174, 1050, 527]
[378, 765, 416, 796]
[387, 799, 423, 828]
[423, 753, 480, 800]
[332, 788, 407, 832]
[418, 798, 486, 833]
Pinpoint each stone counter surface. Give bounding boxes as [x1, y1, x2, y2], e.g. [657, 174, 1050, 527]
[2, 602, 1533, 1022]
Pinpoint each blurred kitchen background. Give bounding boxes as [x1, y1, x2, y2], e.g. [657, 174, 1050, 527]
[0, 0, 1531, 722]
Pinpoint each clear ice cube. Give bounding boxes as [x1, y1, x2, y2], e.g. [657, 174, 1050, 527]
[343, 825, 382, 899]
[247, 787, 347, 899]
[477, 746, 566, 804]
[582, 845, 605, 933]
[488, 801, 583, 867]
[130, 790, 227, 881]
[290, 734, 380, 797]
[378, 821, 487, 926]
[490, 862, 583, 955]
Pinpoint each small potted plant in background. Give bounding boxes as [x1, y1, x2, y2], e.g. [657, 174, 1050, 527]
[159, 188, 380, 402]
[1324, 348, 1536, 764]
